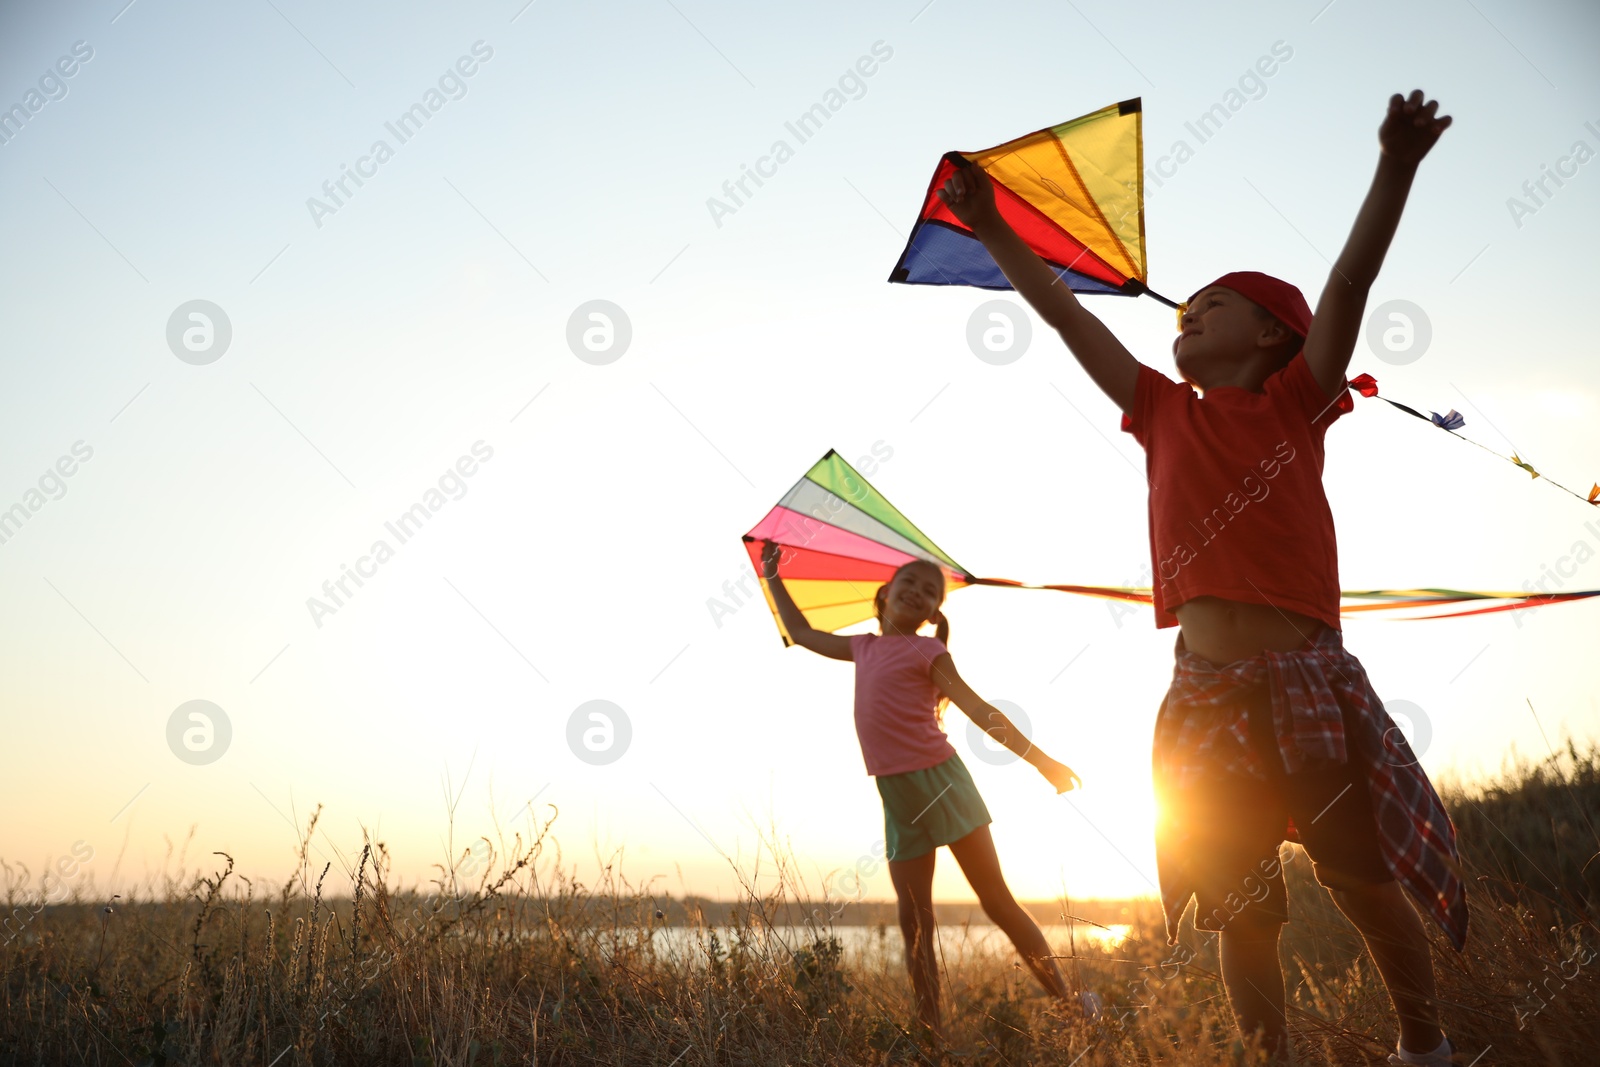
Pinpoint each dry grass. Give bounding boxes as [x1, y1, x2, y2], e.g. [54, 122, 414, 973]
[3, 743, 1598, 1066]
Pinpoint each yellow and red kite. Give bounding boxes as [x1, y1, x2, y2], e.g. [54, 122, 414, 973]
[888, 98, 1182, 315]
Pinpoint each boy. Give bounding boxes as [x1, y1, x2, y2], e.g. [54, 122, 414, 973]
[937, 91, 1464, 1065]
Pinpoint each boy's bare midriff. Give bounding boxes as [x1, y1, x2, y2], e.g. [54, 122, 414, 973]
[1173, 595, 1327, 668]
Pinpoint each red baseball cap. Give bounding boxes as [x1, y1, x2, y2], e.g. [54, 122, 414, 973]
[1187, 271, 1312, 339]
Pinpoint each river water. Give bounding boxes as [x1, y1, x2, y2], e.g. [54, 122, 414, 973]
[642, 922, 1134, 969]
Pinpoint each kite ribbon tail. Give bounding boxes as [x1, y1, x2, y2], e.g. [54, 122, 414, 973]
[965, 578, 1156, 605]
[1400, 592, 1600, 620]
[1382, 397, 1433, 422]
[964, 576, 1025, 589]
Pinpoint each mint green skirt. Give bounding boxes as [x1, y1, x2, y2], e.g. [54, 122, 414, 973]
[876, 754, 993, 861]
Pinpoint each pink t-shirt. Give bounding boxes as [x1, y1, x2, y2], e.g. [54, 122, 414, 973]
[849, 632, 956, 777]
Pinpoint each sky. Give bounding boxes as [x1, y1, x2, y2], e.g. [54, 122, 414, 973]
[2, 0, 1598, 908]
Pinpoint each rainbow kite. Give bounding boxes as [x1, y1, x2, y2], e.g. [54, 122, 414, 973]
[744, 451, 1600, 643]
[888, 98, 1182, 313]
[742, 451, 974, 642]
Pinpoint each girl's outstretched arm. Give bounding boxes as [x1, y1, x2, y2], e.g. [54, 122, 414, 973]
[760, 540, 853, 661]
[929, 653, 1081, 793]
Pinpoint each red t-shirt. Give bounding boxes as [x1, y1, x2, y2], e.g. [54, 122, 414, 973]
[849, 632, 956, 776]
[1119, 352, 1353, 630]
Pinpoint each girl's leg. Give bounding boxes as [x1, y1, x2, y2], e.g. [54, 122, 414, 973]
[888, 851, 941, 1034]
[947, 826, 1072, 1002]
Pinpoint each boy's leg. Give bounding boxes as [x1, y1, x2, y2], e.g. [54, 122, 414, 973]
[1327, 880, 1443, 1054]
[888, 852, 941, 1033]
[1282, 705, 1446, 1057]
[1172, 753, 1295, 1060]
[947, 826, 1072, 1002]
[1218, 912, 1290, 1062]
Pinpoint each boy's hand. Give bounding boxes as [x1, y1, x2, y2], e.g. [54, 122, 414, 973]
[1037, 756, 1082, 794]
[1379, 90, 1451, 168]
[936, 158, 1001, 229]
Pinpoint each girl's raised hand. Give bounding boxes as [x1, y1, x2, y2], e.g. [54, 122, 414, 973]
[760, 539, 783, 580]
[935, 158, 1000, 228]
[1379, 89, 1451, 167]
[1038, 757, 1082, 795]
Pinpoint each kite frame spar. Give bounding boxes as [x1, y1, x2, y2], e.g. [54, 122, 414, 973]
[743, 451, 1600, 644]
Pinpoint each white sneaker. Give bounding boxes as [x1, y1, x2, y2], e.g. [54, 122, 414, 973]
[1387, 1036, 1453, 1066]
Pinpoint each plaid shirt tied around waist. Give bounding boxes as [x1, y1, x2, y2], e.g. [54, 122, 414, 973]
[1153, 627, 1468, 950]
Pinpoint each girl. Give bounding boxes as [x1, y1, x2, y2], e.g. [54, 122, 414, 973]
[760, 539, 1082, 1035]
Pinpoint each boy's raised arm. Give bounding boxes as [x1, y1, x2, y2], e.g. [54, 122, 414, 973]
[1303, 90, 1452, 399]
[940, 164, 1140, 415]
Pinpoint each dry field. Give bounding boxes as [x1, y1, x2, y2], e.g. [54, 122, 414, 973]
[3, 742, 1597, 1066]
